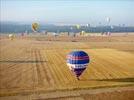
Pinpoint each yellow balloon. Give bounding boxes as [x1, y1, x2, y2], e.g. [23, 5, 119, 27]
[32, 22, 39, 32]
[76, 24, 80, 29]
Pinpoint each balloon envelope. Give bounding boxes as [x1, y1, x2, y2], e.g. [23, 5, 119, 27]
[9, 34, 14, 40]
[9, 34, 13, 37]
[76, 24, 80, 29]
[81, 31, 85, 35]
[67, 51, 90, 78]
[32, 22, 39, 32]
[106, 17, 110, 23]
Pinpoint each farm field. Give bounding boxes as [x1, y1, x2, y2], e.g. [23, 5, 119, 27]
[0, 34, 134, 99]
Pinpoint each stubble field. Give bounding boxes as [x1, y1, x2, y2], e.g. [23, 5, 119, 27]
[0, 34, 134, 100]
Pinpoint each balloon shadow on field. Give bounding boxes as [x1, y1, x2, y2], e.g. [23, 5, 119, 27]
[0, 60, 47, 63]
[85, 77, 134, 83]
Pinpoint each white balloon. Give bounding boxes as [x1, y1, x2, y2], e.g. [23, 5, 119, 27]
[111, 26, 114, 29]
[106, 17, 110, 23]
[9, 34, 14, 40]
[9, 34, 13, 37]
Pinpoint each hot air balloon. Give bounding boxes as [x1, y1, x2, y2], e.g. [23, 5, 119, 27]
[70, 27, 73, 30]
[106, 17, 110, 23]
[31, 22, 39, 32]
[53, 32, 58, 37]
[9, 34, 14, 40]
[76, 24, 80, 29]
[81, 31, 85, 36]
[86, 24, 90, 27]
[111, 25, 114, 29]
[67, 51, 90, 80]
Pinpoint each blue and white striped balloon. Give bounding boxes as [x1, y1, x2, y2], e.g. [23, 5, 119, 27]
[67, 51, 90, 80]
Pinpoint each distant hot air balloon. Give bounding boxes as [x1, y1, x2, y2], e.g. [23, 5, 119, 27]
[81, 31, 85, 36]
[76, 24, 80, 29]
[70, 27, 73, 30]
[32, 22, 39, 32]
[53, 32, 58, 37]
[106, 17, 110, 23]
[67, 51, 90, 80]
[9, 34, 14, 40]
[111, 25, 114, 29]
[86, 24, 90, 27]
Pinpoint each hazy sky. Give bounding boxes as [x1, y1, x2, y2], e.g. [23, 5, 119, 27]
[1, 0, 134, 25]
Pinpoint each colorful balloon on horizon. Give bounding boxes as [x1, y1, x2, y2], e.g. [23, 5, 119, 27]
[32, 22, 39, 32]
[66, 51, 90, 80]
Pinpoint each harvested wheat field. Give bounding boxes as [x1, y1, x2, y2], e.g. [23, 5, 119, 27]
[0, 34, 134, 100]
